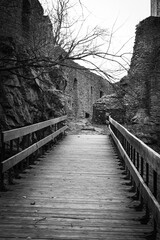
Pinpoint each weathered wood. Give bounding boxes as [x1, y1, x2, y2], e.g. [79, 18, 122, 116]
[0, 135, 152, 239]
[2, 126, 67, 173]
[109, 116, 160, 174]
[109, 126, 160, 227]
[2, 115, 67, 142]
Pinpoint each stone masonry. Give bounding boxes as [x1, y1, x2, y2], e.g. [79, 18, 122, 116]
[151, 0, 160, 16]
[123, 16, 160, 146]
[64, 62, 112, 119]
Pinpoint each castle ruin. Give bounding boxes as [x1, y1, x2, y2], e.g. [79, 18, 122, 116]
[0, 0, 111, 130]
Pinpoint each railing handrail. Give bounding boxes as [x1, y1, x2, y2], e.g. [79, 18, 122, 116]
[0, 115, 68, 189]
[109, 116, 160, 231]
[2, 126, 67, 173]
[2, 115, 67, 142]
[109, 116, 160, 174]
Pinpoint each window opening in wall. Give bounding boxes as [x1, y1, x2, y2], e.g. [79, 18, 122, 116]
[100, 90, 103, 98]
[91, 86, 93, 94]
[85, 112, 90, 118]
[22, 0, 31, 33]
[73, 78, 78, 117]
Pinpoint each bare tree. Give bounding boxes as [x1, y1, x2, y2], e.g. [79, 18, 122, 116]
[0, 0, 132, 84]
[42, 0, 132, 80]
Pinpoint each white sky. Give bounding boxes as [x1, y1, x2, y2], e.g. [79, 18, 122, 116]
[40, 0, 150, 79]
[80, 0, 150, 79]
[80, 0, 150, 50]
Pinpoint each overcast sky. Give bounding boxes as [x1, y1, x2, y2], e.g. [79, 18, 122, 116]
[40, 0, 150, 79]
[80, 0, 150, 49]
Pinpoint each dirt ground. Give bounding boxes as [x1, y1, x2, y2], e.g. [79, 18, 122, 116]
[66, 118, 109, 135]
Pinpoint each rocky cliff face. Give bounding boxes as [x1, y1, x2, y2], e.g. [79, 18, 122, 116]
[0, 37, 66, 131]
[0, 0, 111, 131]
[0, 0, 67, 131]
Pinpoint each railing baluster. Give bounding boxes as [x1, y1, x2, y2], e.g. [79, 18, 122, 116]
[109, 116, 160, 233]
[0, 115, 67, 191]
[146, 162, 149, 186]
[137, 152, 139, 170]
[14, 138, 20, 179]
[0, 134, 5, 190]
[141, 157, 144, 177]
[153, 171, 158, 232]
[130, 146, 133, 161]
[153, 170, 157, 198]
[26, 134, 30, 167]
[8, 140, 13, 184]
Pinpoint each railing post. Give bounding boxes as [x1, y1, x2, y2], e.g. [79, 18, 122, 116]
[153, 170, 158, 232]
[133, 149, 136, 165]
[130, 146, 133, 161]
[0, 133, 5, 191]
[136, 152, 139, 170]
[142, 162, 150, 225]
[109, 116, 160, 234]
[141, 157, 144, 177]
[8, 140, 13, 184]
[153, 170, 157, 198]
[146, 163, 149, 186]
[14, 138, 20, 179]
[0, 116, 67, 190]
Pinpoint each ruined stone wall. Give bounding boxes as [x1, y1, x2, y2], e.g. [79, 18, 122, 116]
[124, 16, 160, 145]
[0, 0, 45, 42]
[151, 0, 160, 16]
[125, 17, 160, 121]
[65, 64, 111, 119]
[0, 0, 53, 58]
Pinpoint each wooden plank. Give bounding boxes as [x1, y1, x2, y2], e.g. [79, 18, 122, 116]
[0, 134, 153, 239]
[109, 116, 160, 174]
[110, 125, 160, 227]
[2, 126, 67, 173]
[2, 115, 67, 142]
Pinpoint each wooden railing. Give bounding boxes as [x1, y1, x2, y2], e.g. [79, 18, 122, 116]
[109, 116, 160, 234]
[0, 115, 67, 190]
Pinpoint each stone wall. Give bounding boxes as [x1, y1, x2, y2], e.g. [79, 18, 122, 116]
[125, 17, 160, 120]
[64, 63, 112, 119]
[151, 0, 160, 16]
[92, 93, 125, 124]
[124, 16, 160, 145]
[0, 0, 46, 43]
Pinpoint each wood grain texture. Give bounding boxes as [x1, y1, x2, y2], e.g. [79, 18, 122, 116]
[109, 116, 160, 173]
[0, 135, 152, 239]
[2, 115, 67, 142]
[2, 126, 68, 173]
[109, 126, 160, 227]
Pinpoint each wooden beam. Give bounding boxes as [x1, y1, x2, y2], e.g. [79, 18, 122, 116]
[2, 115, 67, 142]
[2, 126, 68, 173]
[109, 117, 160, 174]
[109, 125, 160, 227]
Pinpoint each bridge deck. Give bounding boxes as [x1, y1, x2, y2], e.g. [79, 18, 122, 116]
[0, 134, 152, 239]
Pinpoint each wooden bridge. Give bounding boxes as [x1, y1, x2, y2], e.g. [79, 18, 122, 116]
[0, 116, 160, 239]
